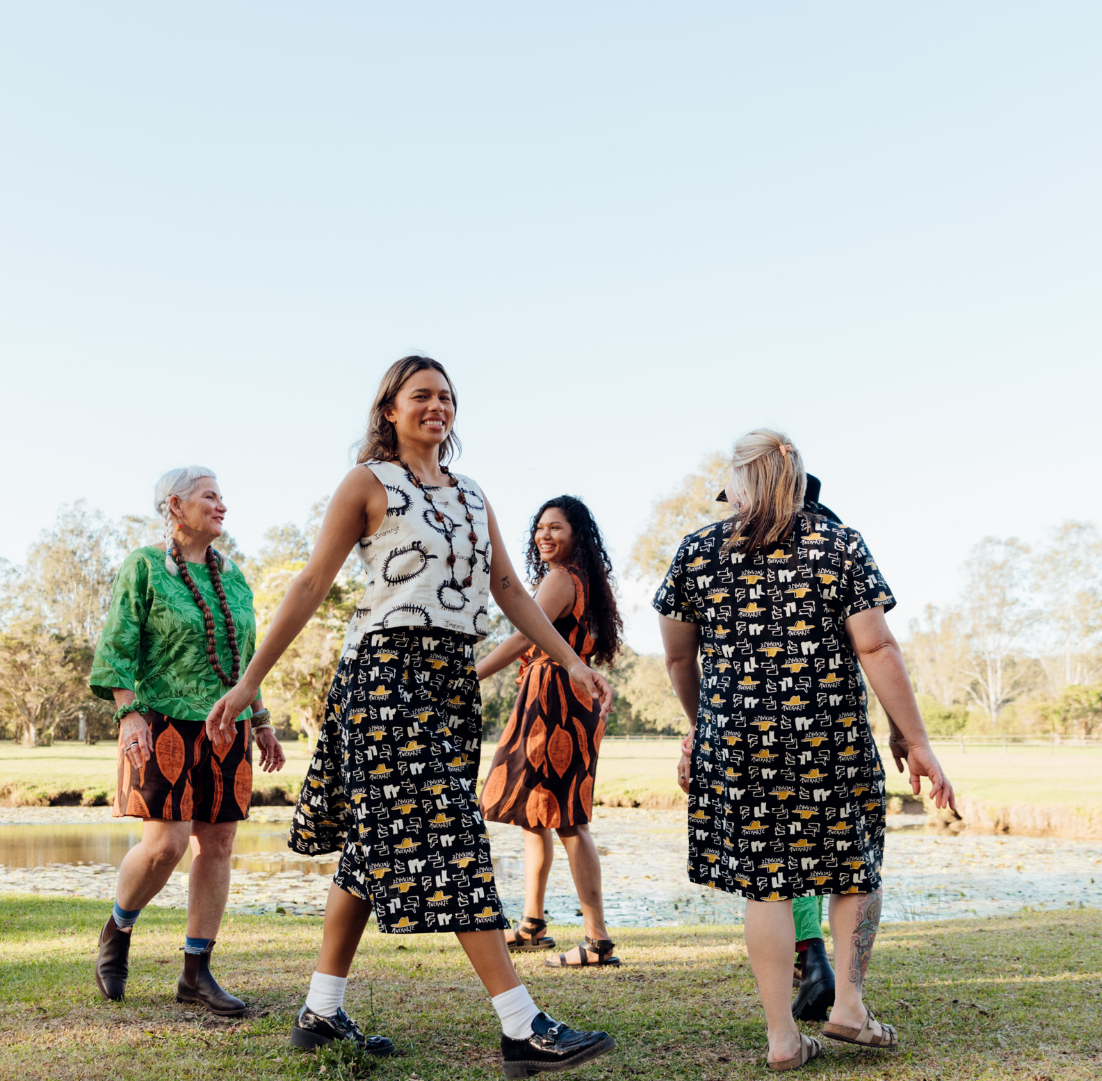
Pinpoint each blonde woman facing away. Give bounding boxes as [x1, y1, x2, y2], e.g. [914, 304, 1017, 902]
[654, 429, 954, 1071]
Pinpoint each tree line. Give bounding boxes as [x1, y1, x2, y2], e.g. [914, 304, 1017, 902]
[629, 453, 1102, 740]
[0, 500, 686, 745]
[2, 471, 1099, 745]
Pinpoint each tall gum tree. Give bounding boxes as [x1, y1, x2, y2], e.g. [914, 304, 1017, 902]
[959, 537, 1036, 725]
[628, 451, 730, 584]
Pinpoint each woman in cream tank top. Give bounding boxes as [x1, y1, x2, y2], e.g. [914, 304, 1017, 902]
[205, 356, 618, 1076]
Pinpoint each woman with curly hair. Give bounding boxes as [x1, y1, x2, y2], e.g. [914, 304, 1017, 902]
[479, 495, 624, 968]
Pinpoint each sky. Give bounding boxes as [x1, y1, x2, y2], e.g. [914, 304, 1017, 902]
[2, 2, 1100, 652]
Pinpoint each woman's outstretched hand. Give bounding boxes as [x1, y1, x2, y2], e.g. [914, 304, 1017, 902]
[905, 742, 957, 813]
[206, 681, 259, 744]
[567, 661, 613, 721]
[254, 728, 286, 773]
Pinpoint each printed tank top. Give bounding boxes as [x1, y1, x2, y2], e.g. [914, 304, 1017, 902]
[341, 460, 492, 657]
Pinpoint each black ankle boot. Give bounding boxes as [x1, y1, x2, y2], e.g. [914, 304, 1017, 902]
[176, 943, 246, 1017]
[792, 937, 835, 1022]
[501, 1012, 615, 1078]
[95, 916, 131, 1001]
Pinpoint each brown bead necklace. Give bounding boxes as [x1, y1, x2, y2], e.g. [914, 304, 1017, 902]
[397, 459, 478, 589]
[170, 542, 241, 687]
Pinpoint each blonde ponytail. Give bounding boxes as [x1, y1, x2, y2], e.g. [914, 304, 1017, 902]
[719, 429, 806, 558]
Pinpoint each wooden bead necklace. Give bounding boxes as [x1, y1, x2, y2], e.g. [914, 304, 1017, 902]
[170, 542, 241, 687]
[397, 459, 478, 589]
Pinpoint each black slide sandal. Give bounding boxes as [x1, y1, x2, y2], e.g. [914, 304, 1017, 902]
[545, 936, 621, 968]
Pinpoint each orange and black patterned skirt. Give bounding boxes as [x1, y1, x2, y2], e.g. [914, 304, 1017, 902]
[480, 658, 605, 829]
[112, 711, 252, 823]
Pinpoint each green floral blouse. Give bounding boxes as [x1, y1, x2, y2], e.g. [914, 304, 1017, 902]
[90, 546, 258, 723]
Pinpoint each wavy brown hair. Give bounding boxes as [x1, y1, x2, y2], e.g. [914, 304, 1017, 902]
[719, 428, 807, 558]
[524, 495, 623, 668]
[354, 356, 461, 465]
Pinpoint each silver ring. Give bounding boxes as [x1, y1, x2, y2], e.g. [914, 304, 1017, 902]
[128, 741, 139, 748]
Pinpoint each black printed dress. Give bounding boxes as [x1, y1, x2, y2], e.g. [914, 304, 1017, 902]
[652, 514, 895, 902]
[288, 460, 508, 934]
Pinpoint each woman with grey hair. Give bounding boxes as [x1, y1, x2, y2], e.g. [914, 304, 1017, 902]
[89, 466, 285, 1014]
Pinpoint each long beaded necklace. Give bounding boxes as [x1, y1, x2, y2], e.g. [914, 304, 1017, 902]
[397, 459, 478, 589]
[170, 542, 241, 687]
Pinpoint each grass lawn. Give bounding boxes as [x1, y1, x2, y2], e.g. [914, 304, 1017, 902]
[0, 741, 315, 807]
[0, 897, 1098, 1080]
[4, 738, 1099, 823]
[879, 745, 1102, 810]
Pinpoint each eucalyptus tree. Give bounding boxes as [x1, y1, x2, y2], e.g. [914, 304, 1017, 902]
[628, 450, 729, 582]
[1034, 520, 1102, 688]
[959, 537, 1037, 725]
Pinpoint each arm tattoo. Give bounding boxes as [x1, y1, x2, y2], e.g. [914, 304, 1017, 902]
[501, 575, 512, 590]
[847, 888, 882, 991]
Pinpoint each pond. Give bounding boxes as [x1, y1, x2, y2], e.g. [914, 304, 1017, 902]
[1, 806, 1100, 926]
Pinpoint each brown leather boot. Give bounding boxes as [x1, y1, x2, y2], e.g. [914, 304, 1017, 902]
[95, 916, 132, 1001]
[176, 943, 246, 1017]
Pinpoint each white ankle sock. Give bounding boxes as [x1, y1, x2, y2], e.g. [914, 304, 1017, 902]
[305, 971, 348, 1017]
[492, 984, 541, 1039]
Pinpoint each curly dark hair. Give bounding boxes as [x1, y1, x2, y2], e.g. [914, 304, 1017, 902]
[523, 495, 623, 669]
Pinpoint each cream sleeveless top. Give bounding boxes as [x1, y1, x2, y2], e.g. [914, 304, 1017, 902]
[340, 460, 492, 657]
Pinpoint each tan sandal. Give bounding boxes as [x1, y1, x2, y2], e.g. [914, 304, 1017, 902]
[768, 1033, 822, 1071]
[822, 1007, 898, 1050]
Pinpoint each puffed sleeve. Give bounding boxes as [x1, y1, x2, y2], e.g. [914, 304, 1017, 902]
[90, 551, 152, 701]
[839, 529, 896, 621]
[651, 537, 700, 623]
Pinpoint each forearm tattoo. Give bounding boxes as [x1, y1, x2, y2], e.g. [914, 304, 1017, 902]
[847, 888, 883, 990]
[501, 575, 512, 590]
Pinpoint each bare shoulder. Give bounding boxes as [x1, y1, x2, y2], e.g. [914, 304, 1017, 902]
[328, 464, 382, 507]
[338, 463, 384, 491]
[536, 566, 577, 611]
[542, 565, 576, 589]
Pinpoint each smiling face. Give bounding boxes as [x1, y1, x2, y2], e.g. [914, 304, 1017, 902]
[534, 507, 575, 566]
[170, 478, 226, 544]
[384, 368, 455, 453]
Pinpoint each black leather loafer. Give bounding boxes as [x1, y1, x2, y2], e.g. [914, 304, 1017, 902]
[792, 938, 835, 1022]
[501, 1011, 615, 1078]
[289, 1004, 397, 1056]
[176, 942, 247, 1017]
[95, 916, 131, 1001]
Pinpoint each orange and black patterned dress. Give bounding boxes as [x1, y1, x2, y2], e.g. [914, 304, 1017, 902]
[480, 569, 605, 829]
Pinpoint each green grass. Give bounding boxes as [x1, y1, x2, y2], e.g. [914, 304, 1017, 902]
[879, 745, 1102, 811]
[0, 741, 312, 807]
[5, 740, 1101, 834]
[0, 896, 1098, 1080]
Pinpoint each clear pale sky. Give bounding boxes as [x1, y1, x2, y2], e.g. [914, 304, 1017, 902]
[2, 3, 1099, 652]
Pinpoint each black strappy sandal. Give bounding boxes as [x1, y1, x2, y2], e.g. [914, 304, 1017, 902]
[506, 916, 556, 952]
[545, 936, 621, 968]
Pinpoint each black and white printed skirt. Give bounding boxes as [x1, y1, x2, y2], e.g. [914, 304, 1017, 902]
[289, 627, 509, 934]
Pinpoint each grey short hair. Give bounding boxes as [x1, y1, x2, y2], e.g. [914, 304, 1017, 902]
[154, 466, 224, 575]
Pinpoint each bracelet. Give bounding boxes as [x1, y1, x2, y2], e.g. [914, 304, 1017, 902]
[113, 702, 147, 725]
[250, 708, 272, 727]
[251, 723, 273, 733]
